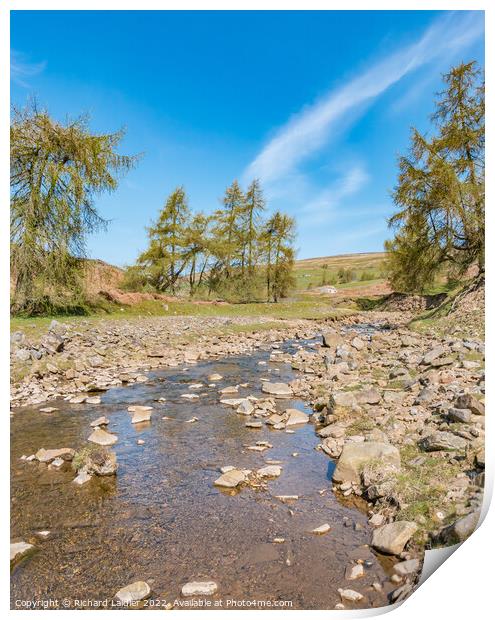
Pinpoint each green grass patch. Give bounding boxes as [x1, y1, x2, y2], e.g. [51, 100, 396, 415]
[393, 445, 462, 545]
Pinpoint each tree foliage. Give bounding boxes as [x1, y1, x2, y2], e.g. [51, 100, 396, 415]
[10, 102, 138, 313]
[385, 61, 484, 293]
[132, 179, 296, 302]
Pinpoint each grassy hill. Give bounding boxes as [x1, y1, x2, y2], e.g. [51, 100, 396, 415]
[294, 251, 387, 291]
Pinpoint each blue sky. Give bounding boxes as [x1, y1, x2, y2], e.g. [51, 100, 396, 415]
[11, 10, 484, 266]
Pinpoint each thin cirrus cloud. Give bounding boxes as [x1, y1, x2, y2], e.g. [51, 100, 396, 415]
[299, 165, 370, 224]
[243, 11, 484, 192]
[11, 50, 46, 87]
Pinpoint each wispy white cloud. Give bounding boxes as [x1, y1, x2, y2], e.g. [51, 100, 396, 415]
[11, 50, 46, 87]
[300, 165, 369, 224]
[243, 11, 483, 188]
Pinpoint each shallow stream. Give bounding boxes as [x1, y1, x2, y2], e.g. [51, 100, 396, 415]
[11, 337, 393, 609]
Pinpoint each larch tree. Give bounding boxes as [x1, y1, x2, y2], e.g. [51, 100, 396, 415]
[385, 61, 484, 293]
[10, 102, 138, 313]
[212, 180, 245, 278]
[137, 186, 191, 293]
[185, 212, 212, 297]
[265, 211, 296, 302]
[244, 178, 266, 274]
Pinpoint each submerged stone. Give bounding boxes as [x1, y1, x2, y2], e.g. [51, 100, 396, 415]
[115, 581, 151, 604]
[214, 469, 246, 488]
[181, 581, 218, 596]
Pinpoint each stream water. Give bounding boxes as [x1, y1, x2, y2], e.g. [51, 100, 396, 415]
[11, 337, 394, 610]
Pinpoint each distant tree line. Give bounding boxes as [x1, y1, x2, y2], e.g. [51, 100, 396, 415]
[386, 61, 485, 292]
[125, 180, 296, 302]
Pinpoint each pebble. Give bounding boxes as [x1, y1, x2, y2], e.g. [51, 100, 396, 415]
[115, 581, 151, 603]
[181, 581, 218, 596]
[338, 588, 363, 602]
[312, 523, 331, 535]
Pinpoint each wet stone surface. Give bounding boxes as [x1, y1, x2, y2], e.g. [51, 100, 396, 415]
[11, 339, 393, 609]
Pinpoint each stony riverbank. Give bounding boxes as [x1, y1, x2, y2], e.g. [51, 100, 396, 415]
[289, 318, 484, 602]
[10, 315, 323, 407]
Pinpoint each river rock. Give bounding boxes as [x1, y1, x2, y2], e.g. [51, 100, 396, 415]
[84, 449, 118, 476]
[369, 513, 385, 527]
[15, 348, 32, 362]
[88, 428, 118, 446]
[333, 442, 400, 484]
[128, 405, 153, 412]
[448, 408, 471, 424]
[355, 388, 381, 405]
[90, 416, 109, 427]
[345, 564, 364, 580]
[351, 337, 365, 351]
[322, 330, 343, 348]
[214, 469, 246, 488]
[35, 447, 75, 463]
[131, 409, 152, 424]
[266, 413, 286, 426]
[393, 559, 420, 576]
[312, 523, 331, 535]
[73, 469, 92, 485]
[245, 421, 262, 428]
[371, 521, 418, 555]
[69, 395, 87, 404]
[257, 465, 282, 478]
[420, 432, 467, 452]
[437, 509, 480, 544]
[328, 391, 359, 413]
[455, 393, 485, 415]
[181, 581, 218, 596]
[338, 588, 363, 603]
[261, 382, 293, 398]
[10, 541, 35, 566]
[236, 399, 255, 415]
[422, 346, 445, 365]
[318, 424, 345, 439]
[285, 408, 307, 426]
[115, 581, 151, 604]
[208, 373, 223, 381]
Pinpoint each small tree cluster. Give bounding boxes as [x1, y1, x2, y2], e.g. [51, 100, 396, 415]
[129, 180, 296, 302]
[385, 61, 484, 293]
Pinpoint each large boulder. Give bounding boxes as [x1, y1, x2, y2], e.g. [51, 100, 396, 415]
[285, 408, 308, 426]
[371, 521, 418, 555]
[322, 330, 343, 348]
[355, 388, 381, 405]
[455, 393, 485, 416]
[333, 442, 401, 484]
[328, 391, 360, 414]
[421, 346, 445, 365]
[437, 510, 481, 545]
[420, 432, 467, 452]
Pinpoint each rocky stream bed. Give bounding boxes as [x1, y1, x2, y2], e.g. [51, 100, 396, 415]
[10, 313, 485, 609]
